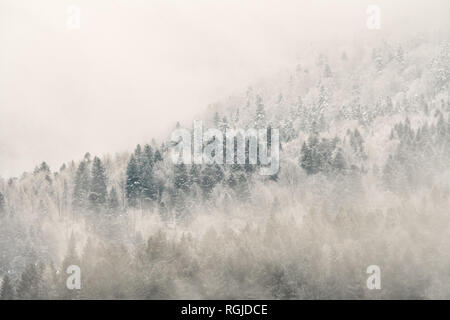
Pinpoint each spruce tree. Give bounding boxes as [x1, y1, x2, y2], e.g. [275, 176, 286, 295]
[108, 186, 120, 213]
[89, 157, 108, 210]
[141, 144, 157, 203]
[300, 142, 314, 175]
[0, 192, 5, 216]
[332, 148, 347, 172]
[189, 164, 201, 185]
[0, 274, 14, 300]
[174, 163, 190, 192]
[255, 95, 266, 129]
[126, 155, 140, 207]
[73, 160, 90, 211]
[213, 112, 220, 127]
[154, 149, 163, 162]
[16, 263, 42, 300]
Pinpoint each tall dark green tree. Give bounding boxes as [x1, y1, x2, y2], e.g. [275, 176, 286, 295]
[126, 155, 140, 207]
[200, 164, 223, 196]
[34, 161, 50, 175]
[300, 141, 315, 175]
[73, 160, 90, 211]
[141, 144, 157, 203]
[89, 157, 108, 210]
[154, 149, 163, 162]
[174, 163, 190, 192]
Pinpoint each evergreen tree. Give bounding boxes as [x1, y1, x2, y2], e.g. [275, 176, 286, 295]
[213, 112, 220, 127]
[134, 145, 143, 170]
[34, 161, 50, 175]
[0, 192, 5, 216]
[0, 274, 14, 300]
[126, 155, 140, 207]
[89, 157, 108, 210]
[60, 163, 67, 172]
[332, 148, 347, 172]
[300, 138, 316, 175]
[84, 152, 91, 162]
[174, 163, 190, 192]
[154, 149, 163, 162]
[372, 48, 384, 72]
[200, 164, 223, 196]
[73, 160, 90, 211]
[244, 139, 256, 174]
[16, 263, 42, 299]
[107, 186, 120, 213]
[189, 164, 201, 185]
[255, 95, 266, 129]
[141, 145, 157, 203]
[62, 180, 69, 214]
[227, 172, 237, 189]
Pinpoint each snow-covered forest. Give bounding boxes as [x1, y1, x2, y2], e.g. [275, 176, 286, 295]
[1, 31, 450, 299]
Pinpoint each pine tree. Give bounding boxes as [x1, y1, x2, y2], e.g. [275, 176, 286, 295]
[255, 95, 266, 129]
[0, 274, 14, 300]
[107, 186, 120, 213]
[154, 149, 163, 163]
[300, 142, 310, 174]
[213, 112, 220, 127]
[0, 192, 5, 216]
[234, 108, 240, 124]
[227, 172, 237, 189]
[244, 138, 256, 174]
[62, 180, 69, 214]
[189, 164, 201, 185]
[89, 157, 108, 210]
[332, 148, 347, 172]
[372, 48, 384, 72]
[84, 152, 91, 162]
[141, 144, 157, 203]
[134, 145, 143, 170]
[126, 155, 140, 207]
[34, 161, 50, 175]
[200, 164, 223, 196]
[219, 116, 229, 132]
[174, 163, 190, 192]
[16, 263, 42, 299]
[323, 64, 333, 78]
[73, 160, 90, 211]
[60, 163, 67, 171]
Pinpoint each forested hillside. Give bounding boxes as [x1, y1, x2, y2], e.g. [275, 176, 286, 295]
[1, 35, 450, 299]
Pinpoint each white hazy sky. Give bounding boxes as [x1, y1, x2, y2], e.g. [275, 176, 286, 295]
[0, 0, 448, 177]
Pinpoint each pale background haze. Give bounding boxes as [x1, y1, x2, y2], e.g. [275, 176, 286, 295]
[0, 0, 448, 177]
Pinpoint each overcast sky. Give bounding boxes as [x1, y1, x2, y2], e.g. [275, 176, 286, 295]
[0, 0, 448, 178]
